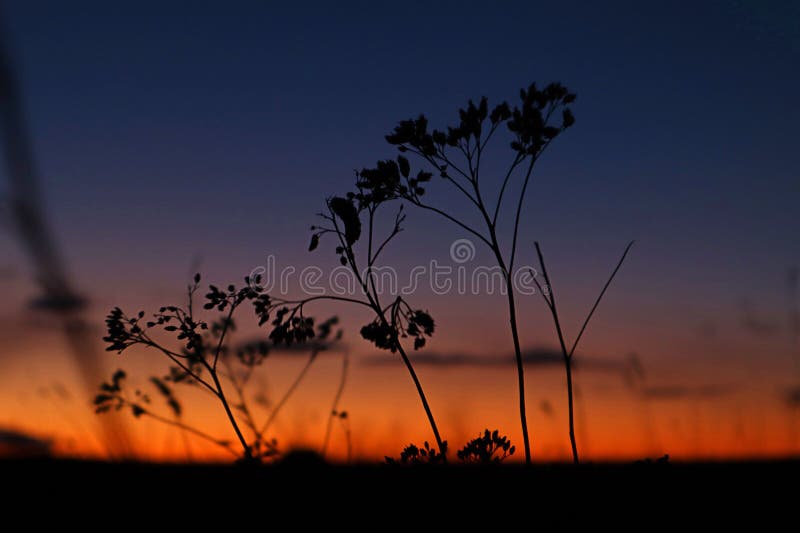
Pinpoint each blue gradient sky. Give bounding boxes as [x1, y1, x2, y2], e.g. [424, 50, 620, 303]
[3, 1, 797, 283]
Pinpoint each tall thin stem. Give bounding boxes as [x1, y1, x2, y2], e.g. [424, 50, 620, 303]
[504, 280, 532, 464]
[533, 240, 634, 464]
[212, 304, 236, 370]
[396, 342, 446, 455]
[483, 197, 533, 465]
[508, 157, 536, 271]
[533, 242, 576, 463]
[565, 361, 578, 463]
[206, 362, 251, 459]
[328, 204, 446, 457]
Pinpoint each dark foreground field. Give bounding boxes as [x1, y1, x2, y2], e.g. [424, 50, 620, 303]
[3, 457, 797, 525]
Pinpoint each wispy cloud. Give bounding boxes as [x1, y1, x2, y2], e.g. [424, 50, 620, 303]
[641, 384, 739, 400]
[363, 347, 632, 373]
[234, 337, 346, 357]
[0, 427, 51, 457]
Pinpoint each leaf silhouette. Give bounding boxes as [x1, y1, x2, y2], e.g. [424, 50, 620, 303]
[308, 233, 320, 252]
[328, 196, 361, 245]
[397, 155, 410, 178]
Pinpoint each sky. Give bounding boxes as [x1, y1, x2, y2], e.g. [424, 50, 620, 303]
[0, 0, 798, 461]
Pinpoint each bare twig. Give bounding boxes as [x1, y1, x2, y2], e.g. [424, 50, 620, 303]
[533, 240, 634, 463]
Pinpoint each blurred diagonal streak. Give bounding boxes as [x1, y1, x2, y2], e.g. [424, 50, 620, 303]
[0, 18, 131, 456]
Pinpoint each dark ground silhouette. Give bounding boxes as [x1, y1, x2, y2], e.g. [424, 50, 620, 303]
[2, 457, 797, 525]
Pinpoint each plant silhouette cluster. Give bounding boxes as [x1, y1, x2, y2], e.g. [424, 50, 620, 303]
[361, 82, 632, 464]
[100, 273, 343, 461]
[456, 429, 516, 464]
[530, 241, 634, 463]
[353, 83, 577, 464]
[385, 440, 448, 465]
[386, 429, 515, 465]
[98, 81, 634, 466]
[303, 174, 446, 454]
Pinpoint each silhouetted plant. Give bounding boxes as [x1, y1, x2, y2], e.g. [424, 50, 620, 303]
[321, 352, 350, 460]
[530, 241, 634, 463]
[385, 440, 447, 465]
[457, 429, 516, 464]
[635, 454, 670, 465]
[329, 410, 352, 463]
[94, 368, 246, 458]
[276, 181, 447, 456]
[387, 430, 514, 465]
[98, 273, 340, 462]
[358, 83, 576, 463]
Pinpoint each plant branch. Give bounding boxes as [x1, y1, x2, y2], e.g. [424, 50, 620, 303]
[395, 341, 446, 457]
[533, 241, 576, 463]
[212, 302, 237, 370]
[568, 240, 635, 357]
[220, 357, 260, 439]
[492, 153, 524, 226]
[201, 358, 251, 458]
[272, 295, 373, 310]
[408, 197, 492, 248]
[129, 402, 238, 458]
[259, 352, 318, 436]
[508, 156, 537, 271]
[140, 339, 217, 394]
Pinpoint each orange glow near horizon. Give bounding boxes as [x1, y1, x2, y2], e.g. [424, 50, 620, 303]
[2, 332, 797, 463]
[1, 267, 797, 463]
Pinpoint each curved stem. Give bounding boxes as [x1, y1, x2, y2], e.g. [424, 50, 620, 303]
[326, 199, 445, 458]
[410, 199, 492, 248]
[274, 294, 373, 310]
[395, 342, 446, 457]
[206, 364, 251, 458]
[482, 218, 532, 466]
[504, 280, 532, 464]
[534, 242, 577, 463]
[508, 157, 536, 271]
[492, 154, 523, 226]
[140, 340, 217, 394]
[212, 303, 236, 370]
